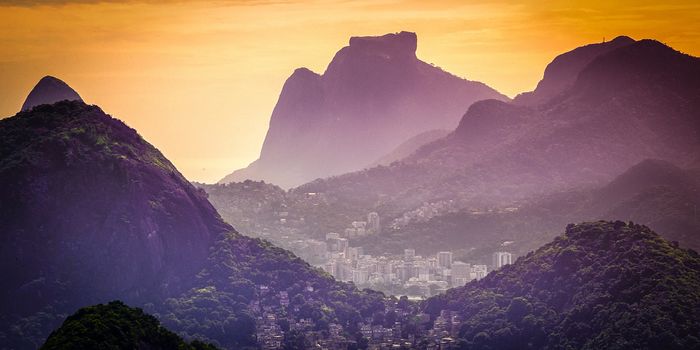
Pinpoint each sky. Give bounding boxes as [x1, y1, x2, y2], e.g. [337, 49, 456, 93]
[1, 0, 699, 183]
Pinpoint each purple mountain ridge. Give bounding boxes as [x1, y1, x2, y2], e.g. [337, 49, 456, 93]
[513, 35, 635, 106]
[293, 37, 700, 225]
[21, 75, 83, 111]
[220, 31, 508, 188]
[411, 38, 700, 196]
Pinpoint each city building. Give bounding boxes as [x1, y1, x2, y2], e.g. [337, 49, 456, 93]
[404, 248, 416, 261]
[337, 238, 349, 254]
[472, 265, 488, 280]
[367, 212, 381, 234]
[437, 251, 453, 269]
[451, 261, 471, 287]
[492, 251, 513, 269]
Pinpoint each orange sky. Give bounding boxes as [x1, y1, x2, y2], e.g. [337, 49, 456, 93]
[1, 0, 699, 183]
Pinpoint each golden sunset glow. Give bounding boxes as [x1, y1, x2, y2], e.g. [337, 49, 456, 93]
[1, 0, 699, 182]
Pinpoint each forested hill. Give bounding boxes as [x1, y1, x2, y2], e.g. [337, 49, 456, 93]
[41, 301, 217, 350]
[0, 100, 389, 349]
[422, 221, 700, 350]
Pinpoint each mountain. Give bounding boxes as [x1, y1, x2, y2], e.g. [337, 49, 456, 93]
[41, 301, 217, 350]
[21, 76, 83, 111]
[0, 99, 231, 347]
[513, 36, 635, 106]
[369, 129, 450, 167]
[0, 87, 393, 349]
[422, 221, 700, 349]
[220, 31, 507, 188]
[288, 37, 700, 236]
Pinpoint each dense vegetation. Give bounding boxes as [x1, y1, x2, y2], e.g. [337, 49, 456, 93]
[42, 301, 217, 350]
[423, 221, 700, 349]
[157, 232, 390, 349]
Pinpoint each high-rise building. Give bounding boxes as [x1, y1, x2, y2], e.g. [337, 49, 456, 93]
[325, 232, 340, 240]
[404, 248, 416, 261]
[451, 261, 470, 279]
[352, 268, 369, 284]
[367, 212, 381, 234]
[326, 233, 342, 252]
[337, 238, 349, 254]
[437, 251, 453, 268]
[492, 251, 513, 269]
[347, 247, 362, 261]
[337, 260, 353, 281]
[399, 261, 414, 281]
[351, 221, 367, 229]
[472, 265, 488, 280]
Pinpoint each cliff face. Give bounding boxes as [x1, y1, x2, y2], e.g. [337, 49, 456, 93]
[221, 31, 507, 188]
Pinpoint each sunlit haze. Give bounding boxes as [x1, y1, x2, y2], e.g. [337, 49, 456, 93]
[1, 0, 698, 182]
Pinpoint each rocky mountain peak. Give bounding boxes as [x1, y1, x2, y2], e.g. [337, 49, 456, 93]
[21, 75, 83, 112]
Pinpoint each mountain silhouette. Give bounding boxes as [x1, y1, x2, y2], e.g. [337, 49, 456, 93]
[220, 31, 507, 188]
[21, 75, 83, 111]
[513, 35, 635, 105]
[294, 37, 700, 223]
[0, 100, 231, 347]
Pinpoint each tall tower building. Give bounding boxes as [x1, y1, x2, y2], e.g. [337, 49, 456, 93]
[404, 248, 416, 261]
[367, 212, 381, 234]
[492, 251, 513, 269]
[437, 251, 453, 269]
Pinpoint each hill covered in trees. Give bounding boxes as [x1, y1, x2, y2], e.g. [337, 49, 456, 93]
[0, 100, 390, 349]
[42, 301, 217, 350]
[422, 221, 700, 349]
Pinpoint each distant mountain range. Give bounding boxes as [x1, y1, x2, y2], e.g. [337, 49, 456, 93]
[289, 37, 700, 228]
[220, 31, 507, 188]
[202, 36, 700, 265]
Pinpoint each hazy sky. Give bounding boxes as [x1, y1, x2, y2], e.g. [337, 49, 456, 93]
[1, 0, 699, 183]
